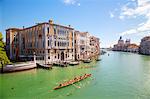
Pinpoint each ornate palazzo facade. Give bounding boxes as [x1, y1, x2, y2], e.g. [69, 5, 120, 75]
[6, 19, 100, 64]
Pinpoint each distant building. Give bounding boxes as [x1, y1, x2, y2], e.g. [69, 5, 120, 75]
[139, 36, 150, 55]
[74, 31, 90, 60]
[113, 36, 125, 51]
[112, 36, 139, 53]
[125, 39, 130, 46]
[126, 44, 139, 53]
[89, 36, 100, 58]
[118, 36, 124, 45]
[74, 31, 100, 60]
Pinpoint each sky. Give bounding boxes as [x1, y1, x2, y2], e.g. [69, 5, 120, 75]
[0, 0, 150, 47]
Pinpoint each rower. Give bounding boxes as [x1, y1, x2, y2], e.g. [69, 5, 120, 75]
[80, 76, 82, 79]
[59, 84, 62, 87]
[74, 77, 77, 80]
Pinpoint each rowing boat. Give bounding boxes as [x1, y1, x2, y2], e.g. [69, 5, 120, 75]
[53, 74, 92, 90]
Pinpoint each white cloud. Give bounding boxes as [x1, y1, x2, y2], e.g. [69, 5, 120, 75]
[120, 29, 137, 36]
[118, 0, 150, 36]
[64, 0, 75, 5]
[120, 17, 150, 36]
[120, 0, 150, 17]
[63, 0, 80, 6]
[119, 15, 124, 20]
[77, 3, 81, 6]
[137, 19, 150, 32]
[109, 12, 114, 18]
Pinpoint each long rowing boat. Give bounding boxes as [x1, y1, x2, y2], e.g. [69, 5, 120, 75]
[53, 74, 92, 90]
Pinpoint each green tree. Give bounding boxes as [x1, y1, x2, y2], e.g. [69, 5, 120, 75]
[0, 32, 10, 67]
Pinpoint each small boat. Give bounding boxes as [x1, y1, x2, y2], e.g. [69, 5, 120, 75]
[36, 63, 52, 69]
[53, 74, 92, 90]
[96, 59, 101, 61]
[53, 62, 68, 67]
[69, 61, 79, 66]
[83, 59, 92, 63]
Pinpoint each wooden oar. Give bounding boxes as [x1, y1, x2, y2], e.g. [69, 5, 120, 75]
[72, 83, 81, 88]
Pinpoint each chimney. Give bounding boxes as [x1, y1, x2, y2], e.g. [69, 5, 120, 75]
[49, 19, 53, 24]
[23, 26, 25, 29]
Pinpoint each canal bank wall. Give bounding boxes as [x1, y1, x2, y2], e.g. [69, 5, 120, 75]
[0, 55, 100, 73]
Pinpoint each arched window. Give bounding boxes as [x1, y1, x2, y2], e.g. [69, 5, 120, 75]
[48, 39, 49, 46]
[58, 42, 59, 46]
[58, 53, 59, 59]
[48, 56, 50, 59]
[55, 41, 56, 46]
[47, 27, 49, 33]
[54, 28, 56, 35]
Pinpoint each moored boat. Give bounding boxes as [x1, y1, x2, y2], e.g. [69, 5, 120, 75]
[36, 63, 52, 69]
[83, 59, 92, 63]
[69, 61, 79, 66]
[96, 58, 101, 61]
[53, 62, 68, 67]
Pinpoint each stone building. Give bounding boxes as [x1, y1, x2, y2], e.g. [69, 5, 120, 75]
[74, 31, 90, 60]
[126, 44, 139, 53]
[113, 36, 125, 51]
[6, 20, 75, 64]
[89, 36, 100, 58]
[6, 28, 22, 61]
[6, 19, 100, 63]
[74, 31, 100, 60]
[113, 36, 139, 53]
[139, 36, 150, 55]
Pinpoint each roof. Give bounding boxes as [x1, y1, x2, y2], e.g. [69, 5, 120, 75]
[6, 20, 74, 31]
[6, 28, 22, 31]
[142, 36, 150, 41]
[53, 23, 74, 30]
[127, 44, 139, 48]
[90, 36, 99, 40]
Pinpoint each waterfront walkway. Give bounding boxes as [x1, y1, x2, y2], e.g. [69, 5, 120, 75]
[0, 62, 36, 73]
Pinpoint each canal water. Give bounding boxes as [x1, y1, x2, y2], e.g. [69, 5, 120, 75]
[1, 51, 150, 99]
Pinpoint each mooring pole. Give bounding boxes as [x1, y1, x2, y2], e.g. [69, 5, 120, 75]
[33, 52, 36, 64]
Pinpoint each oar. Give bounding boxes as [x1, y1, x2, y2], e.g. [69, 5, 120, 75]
[89, 76, 94, 80]
[72, 83, 81, 88]
[64, 79, 68, 81]
[77, 81, 83, 86]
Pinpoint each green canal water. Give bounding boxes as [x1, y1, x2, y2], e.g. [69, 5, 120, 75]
[1, 51, 150, 99]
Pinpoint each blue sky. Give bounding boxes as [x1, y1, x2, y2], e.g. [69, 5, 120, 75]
[0, 0, 150, 47]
